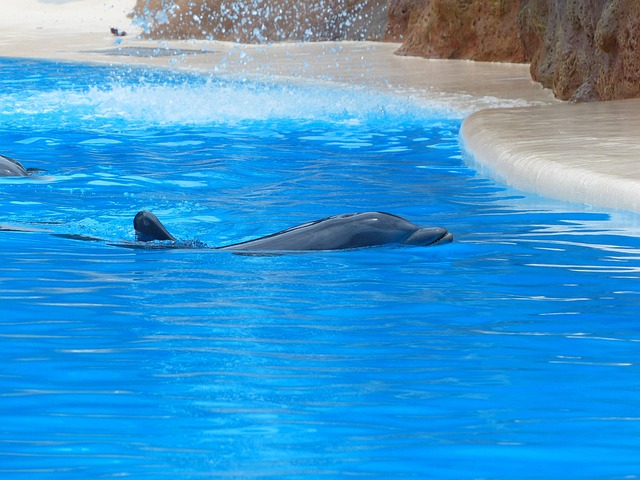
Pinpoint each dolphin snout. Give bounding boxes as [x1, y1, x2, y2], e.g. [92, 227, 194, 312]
[403, 226, 453, 246]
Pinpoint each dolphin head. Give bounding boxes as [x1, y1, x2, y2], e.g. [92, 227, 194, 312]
[403, 227, 453, 246]
[134, 210, 176, 242]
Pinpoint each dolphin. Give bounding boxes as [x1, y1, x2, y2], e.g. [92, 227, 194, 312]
[0, 154, 29, 177]
[0, 154, 44, 177]
[133, 210, 453, 252]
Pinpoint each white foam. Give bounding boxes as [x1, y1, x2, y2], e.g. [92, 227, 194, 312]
[4, 76, 458, 127]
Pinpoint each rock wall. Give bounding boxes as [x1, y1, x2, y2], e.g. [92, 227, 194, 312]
[388, 0, 528, 63]
[130, 0, 640, 101]
[388, 0, 640, 101]
[518, 0, 640, 101]
[130, 0, 389, 42]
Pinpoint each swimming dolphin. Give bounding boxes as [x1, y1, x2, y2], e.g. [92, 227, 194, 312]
[0, 154, 29, 177]
[0, 154, 44, 177]
[133, 210, 453, 251]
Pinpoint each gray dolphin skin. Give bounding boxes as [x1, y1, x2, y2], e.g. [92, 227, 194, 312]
[0, 154, 29, 177]
[133, 210, 453, 251]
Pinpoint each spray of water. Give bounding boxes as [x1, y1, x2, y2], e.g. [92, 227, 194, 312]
[2, 73, 456, 129]
[130, 0, 389, 43]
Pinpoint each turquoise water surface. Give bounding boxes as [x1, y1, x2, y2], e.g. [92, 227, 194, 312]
[1, 57, 640, 479]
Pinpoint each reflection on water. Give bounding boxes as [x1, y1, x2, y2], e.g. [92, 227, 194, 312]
[1, 58, 640, 479]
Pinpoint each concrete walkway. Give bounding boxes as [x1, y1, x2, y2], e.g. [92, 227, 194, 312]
[462, 100, 640, 212]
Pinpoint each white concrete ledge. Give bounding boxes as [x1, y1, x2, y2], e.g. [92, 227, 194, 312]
[461, 100, 640, 212]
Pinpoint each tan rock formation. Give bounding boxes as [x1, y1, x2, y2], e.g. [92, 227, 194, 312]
[519, 0, 640, 101]
[130, 0, 389, 42]
[388, 0, 528, 62]
[130, 0, 640, 101]
[389, 0, 640, 101]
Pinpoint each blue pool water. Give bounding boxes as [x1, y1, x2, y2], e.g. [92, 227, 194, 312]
[1, 57, 640, 479]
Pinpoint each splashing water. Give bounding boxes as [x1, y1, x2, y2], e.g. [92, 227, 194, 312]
[1, 60, 452, 129]
[130, 0, 389, 43]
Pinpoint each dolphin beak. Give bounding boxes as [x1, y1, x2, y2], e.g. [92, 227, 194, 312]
[431, 231, 453, 245]
[403, 227, 453, 246]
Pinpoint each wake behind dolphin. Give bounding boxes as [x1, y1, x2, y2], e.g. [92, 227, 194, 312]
[134, 210, 453, 252]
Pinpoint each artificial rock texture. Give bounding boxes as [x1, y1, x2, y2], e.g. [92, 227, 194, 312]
[388, 0, 528, 62]
[388, 0, 640, 101]
[519, 0, 640, 101]
[130, 0, 640, 101]
[130, 0, 389, 42]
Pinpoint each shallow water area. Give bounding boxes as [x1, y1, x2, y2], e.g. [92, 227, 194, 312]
[2, 57, 640, 478]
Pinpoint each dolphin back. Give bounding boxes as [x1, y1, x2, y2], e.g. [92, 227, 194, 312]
[221, 212, 440, 251]
[0, 154, 29, 177]
[132, 210, 451, 251]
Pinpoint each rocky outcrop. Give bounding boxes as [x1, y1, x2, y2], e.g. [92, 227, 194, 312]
[388, 0, 640, 101]
[130, 0, 389, 42]
[518, 0, 640, 101]
[130, 0, 640, 101]
[388, 0, 528, 63]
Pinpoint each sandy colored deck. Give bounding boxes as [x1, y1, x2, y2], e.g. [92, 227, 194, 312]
[462, 101, 640, 212]
[1, 0, 638, 213]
